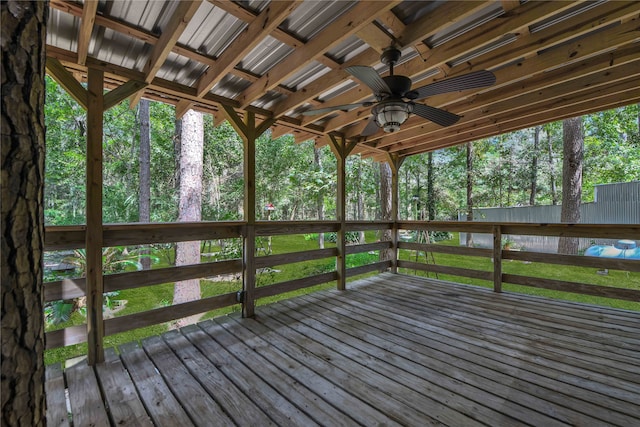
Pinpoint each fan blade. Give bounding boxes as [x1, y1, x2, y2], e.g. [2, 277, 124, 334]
[361, 116, 379, 136]
[302, 102, 370, 116]
[413, 70, 496, 100]
[346, 65, 391, 95]
[412, 103, 460, 127]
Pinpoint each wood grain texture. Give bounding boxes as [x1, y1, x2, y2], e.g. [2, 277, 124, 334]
[46, 274, 640, 426]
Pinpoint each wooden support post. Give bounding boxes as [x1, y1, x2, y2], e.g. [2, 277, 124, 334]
[222, 108, 274, 317]
[493, 225, 502, 293]
[329, 135, 356, 290]
[86, 67, 105, 364]
[387, 153, 404, 274]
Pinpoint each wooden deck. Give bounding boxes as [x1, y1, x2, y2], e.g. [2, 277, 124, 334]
[46, 273, 640, 426]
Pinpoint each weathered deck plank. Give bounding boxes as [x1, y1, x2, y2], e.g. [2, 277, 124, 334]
[118, 341, 194, 427]
[48, 273, 640, 426]
[64, 359, 110, 426]
[45, 363, 69, 427]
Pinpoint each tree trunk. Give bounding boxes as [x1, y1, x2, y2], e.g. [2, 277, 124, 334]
[356, 160, 365, 243]
[466, 143, 474, 247]
[530, 126, 540, 206]
[547, 127, 558, 205]
[1, 1, 47, 425]
[379, 162, 393, 261]
[138, 99, 151, 269]
[173, 109, 204, 327]
[558, 117, 583, 255]
[426, 152, 435, 221]
[314, 147, 325, 248]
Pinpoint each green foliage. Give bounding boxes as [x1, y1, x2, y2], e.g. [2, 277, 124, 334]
[325, 231, 361, 244]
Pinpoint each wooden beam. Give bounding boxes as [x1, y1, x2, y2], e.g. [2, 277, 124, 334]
[220, 105, 248, 137]
[76, 0, 98, 66]
[129, 0, 202, 108]
[272, 1, 486, 119]
[354, 7, 640, 145]
[390, 64, 640, 155]
[324, 1, 588, 136]
[86, 67, 105, 365]
[237, 1, 400, 109]
[50, 0, 298, 96]
[103, 80, 148, 111]
[45, 57, 88, 109]
[196, 1, 299, 97]
[328, 134, 358, 291]
[356, 23, 394, 53]
[398, 89, 640, 156]
[398, 1, 491, 47]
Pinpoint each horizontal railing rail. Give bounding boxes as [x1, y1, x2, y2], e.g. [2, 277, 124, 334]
[397, 221, 640, 302]
[43, 220, 639, 355]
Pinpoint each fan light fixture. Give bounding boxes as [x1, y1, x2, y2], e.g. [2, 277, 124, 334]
[373, 101, 412, 133]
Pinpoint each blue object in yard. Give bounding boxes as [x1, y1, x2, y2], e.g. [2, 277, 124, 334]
[584, 240, 640, 259]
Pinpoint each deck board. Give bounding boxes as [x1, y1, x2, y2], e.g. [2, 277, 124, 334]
[48, 273, 640, 426]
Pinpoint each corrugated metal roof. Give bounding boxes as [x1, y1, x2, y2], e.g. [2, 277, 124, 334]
[280, 1, 357, 41]
[44, 0, 640, 159]
[179, 3, 246, 58]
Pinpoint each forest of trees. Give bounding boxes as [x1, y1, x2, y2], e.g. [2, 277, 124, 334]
[44, 77, 639, 227]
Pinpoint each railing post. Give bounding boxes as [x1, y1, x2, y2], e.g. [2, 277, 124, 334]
[328, 135, 356, 290]
[493, 224, 502, 293]
[220, 107, 275, 317]
[86, 67, 105, 364]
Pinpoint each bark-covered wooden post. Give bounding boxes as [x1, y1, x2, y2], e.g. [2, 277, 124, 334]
[222, 106, 273, 317]
[1, 1, 48, 424]
[329, 135, 356, 290]
[86, 67, 105, 364]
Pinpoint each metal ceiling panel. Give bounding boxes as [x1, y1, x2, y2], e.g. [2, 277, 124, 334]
[179, 3, 247, 58]
[281, 61, 329, 90]
[238, 35, 294, 75]
[93, 28, 149, 72]
[280, 0, 357, 41]
[47, 9, 78, 52]
[212, 75, 253, 100]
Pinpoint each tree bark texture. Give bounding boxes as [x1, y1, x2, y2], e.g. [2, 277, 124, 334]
[314, 147, 325, 249]
[558, 116, 583, 255]
[174, 110, 203, 327]
[466, 143, 474, 247]
[379, 162, 393, 261]
[1, 1, 48, 425]
[530, 126, 540, 206]
[138, 99, 151, 269]
[546, 127, 558, 205]
[426, 152, 435, 221]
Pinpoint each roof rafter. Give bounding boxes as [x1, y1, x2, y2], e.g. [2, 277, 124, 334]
[196, 1, 300, 98]
[129, 0, 202, 108]
[237, 1, 402, 109]
[76, 0, 98, 66]
[339, 1, 640, 140]
[272, 1, 491, 119]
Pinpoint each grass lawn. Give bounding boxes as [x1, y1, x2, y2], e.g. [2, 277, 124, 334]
[45, 231, 639, 365]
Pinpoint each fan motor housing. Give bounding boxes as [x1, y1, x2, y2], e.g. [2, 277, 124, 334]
[382, 75, 412, 97]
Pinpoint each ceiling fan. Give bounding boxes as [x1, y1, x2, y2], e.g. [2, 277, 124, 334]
[303, 46, 496, 136]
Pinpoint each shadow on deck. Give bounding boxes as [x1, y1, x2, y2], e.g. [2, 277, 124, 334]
[46, 273, 640, 426]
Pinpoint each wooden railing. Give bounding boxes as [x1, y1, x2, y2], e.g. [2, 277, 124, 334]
[397, 221, 640, 301]
[44, 220, 639, 356]
[43, 220, 394, 352]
